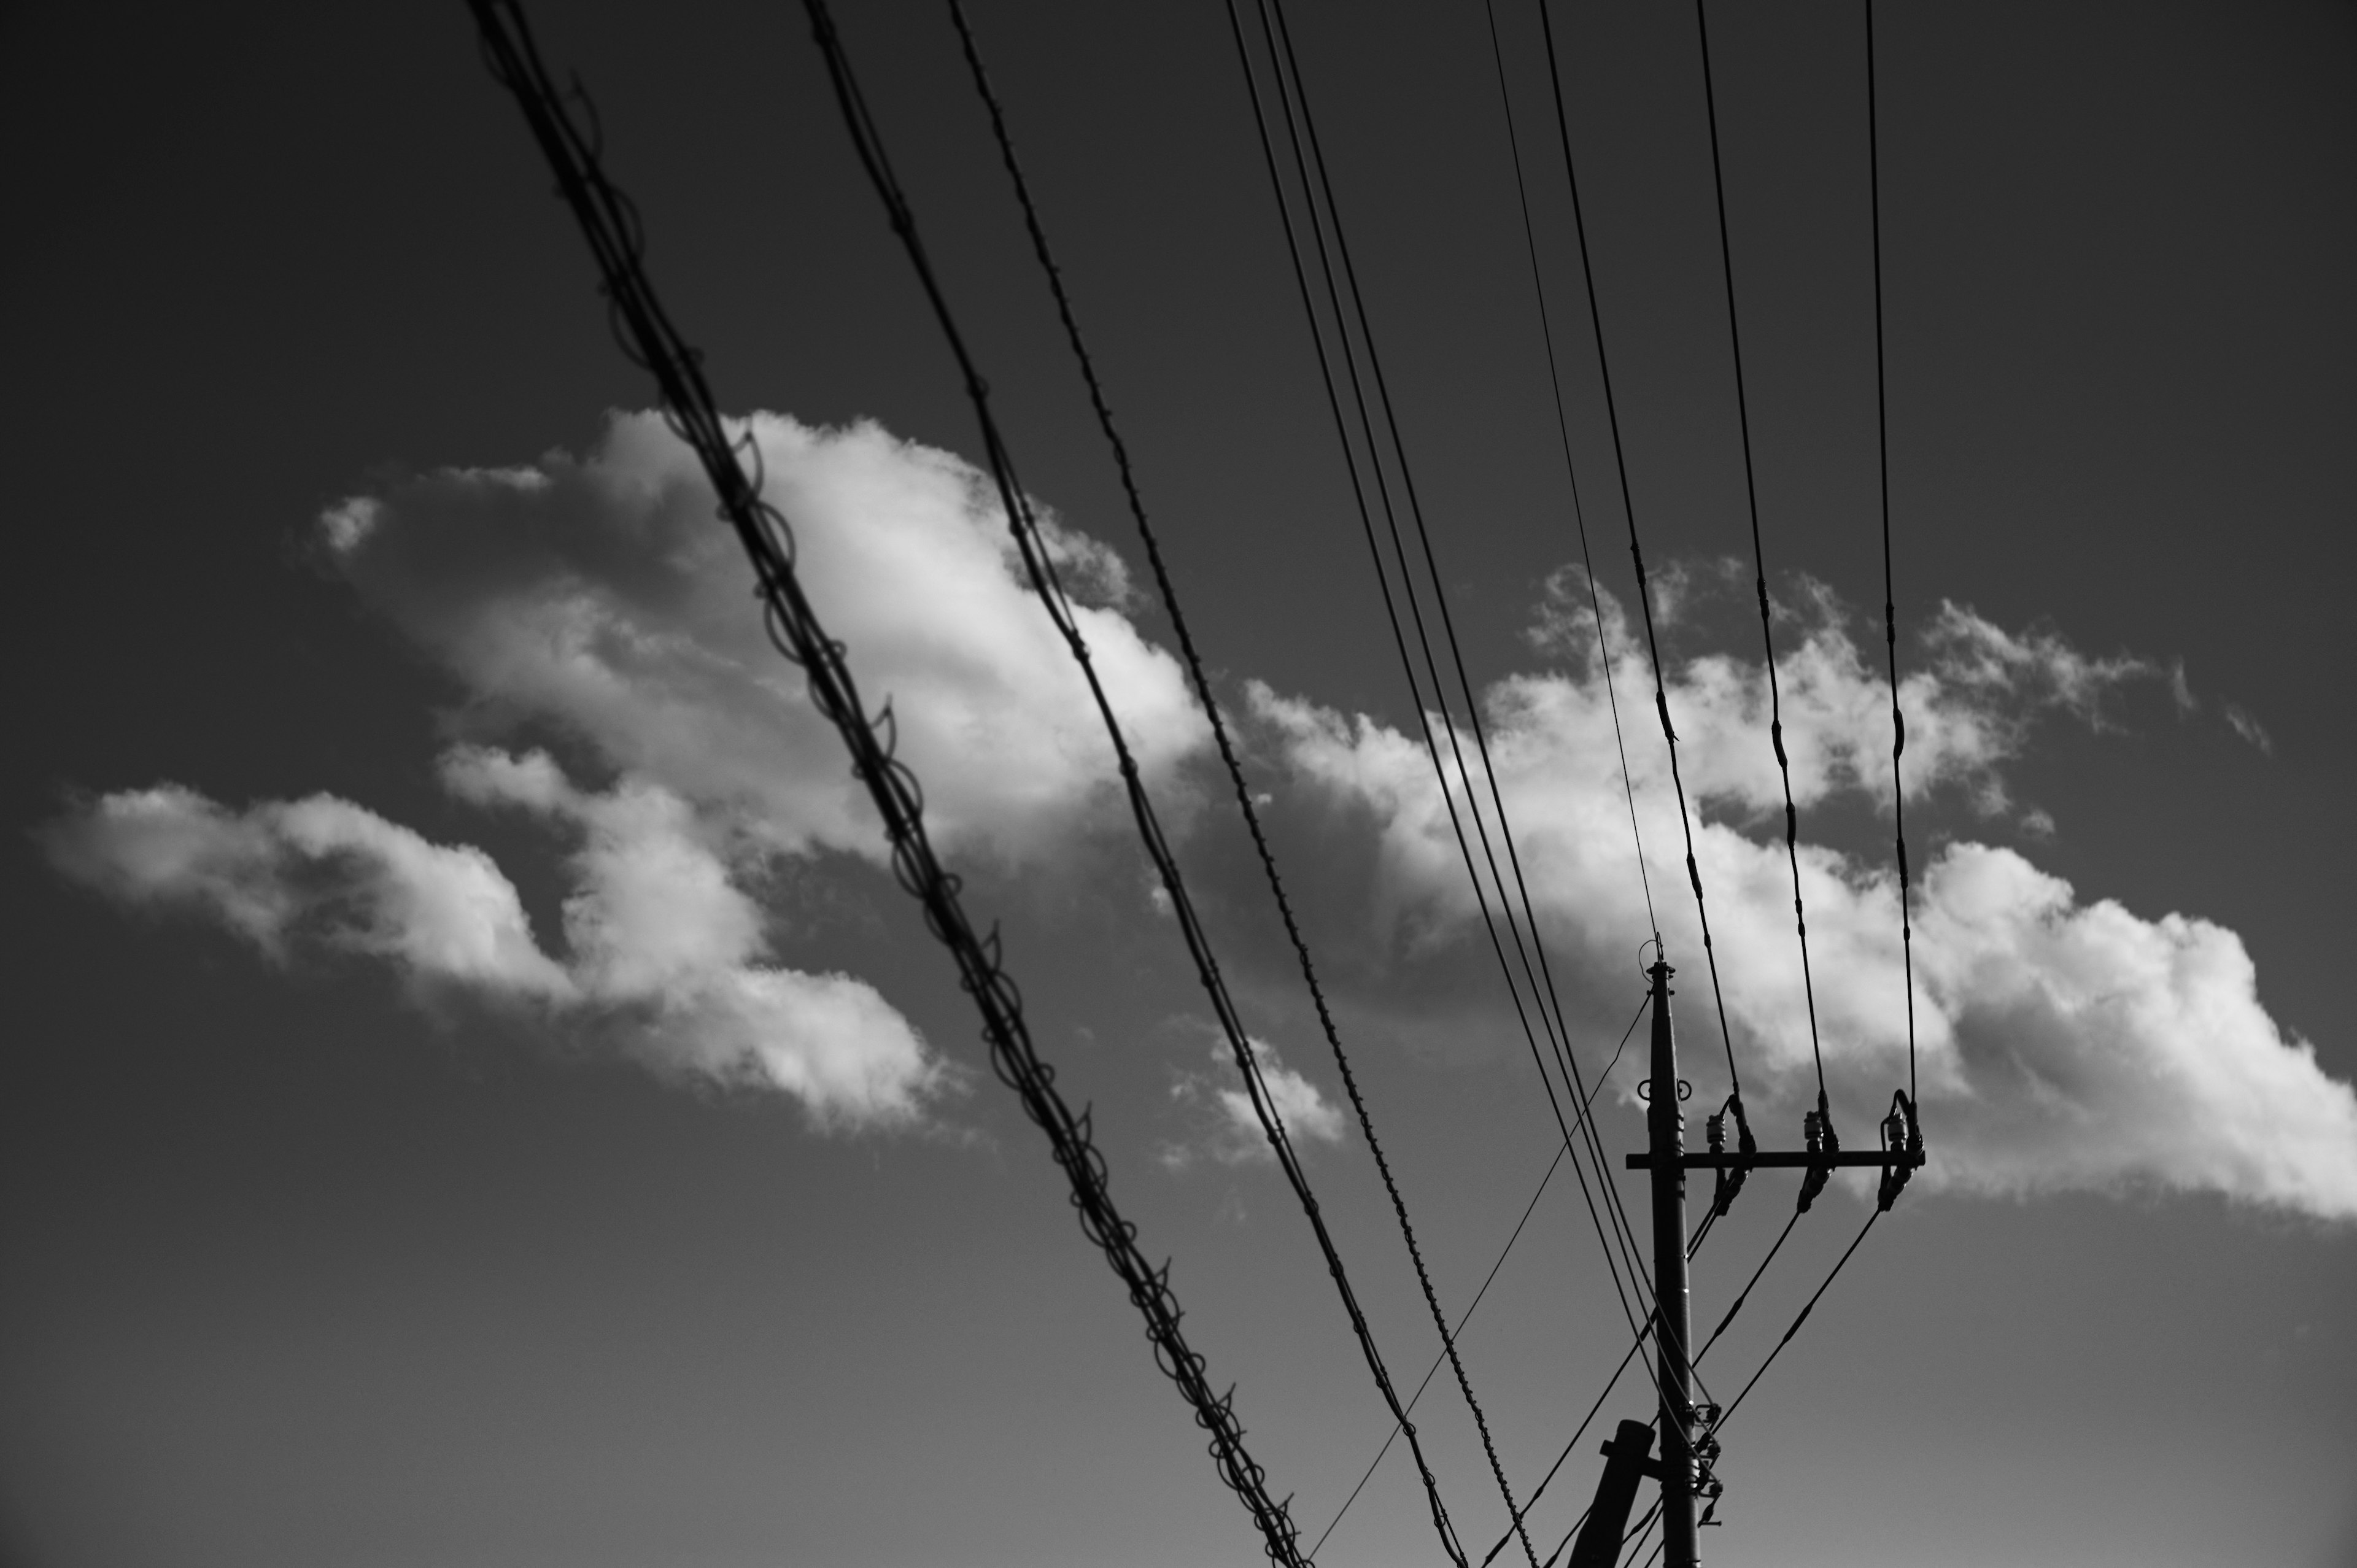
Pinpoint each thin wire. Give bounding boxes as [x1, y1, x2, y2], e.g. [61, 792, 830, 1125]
[1317, 994, 1650, 1560]
[1479, 1329, 1646, 1566]
[1693, 0, 1829, 1109]
[1536, 0, 1744, 1107]
[1223, 0, 1666, 1420]
[944, 10, 1541, 1559]
[1252, 0, 1664, 1355]
[1693, 1210, 1798, 1365]
[1258, 0, 1658, 1320]
[1619, 1499, 1663, 1567]
[1864, 0, 1918, 1110]
[1479, 0, 1658, 945]
[1710, 1208, 1881, 1433]
[802, 2, 1468, 1560]
[462, 7, 1307, 1562]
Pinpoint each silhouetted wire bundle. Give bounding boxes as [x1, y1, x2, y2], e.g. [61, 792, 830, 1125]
[943, 5, 1575, 1562]
[471, 0, 1932, 1553]
[465, 3, 1310, 1562]
[1221, 6, 1686, 1493]
[799, 2, 1497, 1562]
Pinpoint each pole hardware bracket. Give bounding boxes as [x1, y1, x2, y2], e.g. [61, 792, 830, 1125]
[1876, 1089, 1924, 1211]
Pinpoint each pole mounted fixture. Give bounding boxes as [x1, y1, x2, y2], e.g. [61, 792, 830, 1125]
[1626, 960, 1925, 1561]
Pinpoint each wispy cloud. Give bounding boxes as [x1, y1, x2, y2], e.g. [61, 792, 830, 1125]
[1164, 1033, 1347, 1168]
[45, 755, 948, 1130]
[2224, 704, 2274, 755]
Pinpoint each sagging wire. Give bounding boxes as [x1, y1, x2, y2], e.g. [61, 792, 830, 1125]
[1316, 994, 1652, 1561]
[801, 2, 1480, 1561]
[942, 7, 1555, 1561]
[1534, 0, 1749, 1137]
[1221, 0, 1680, 1446]
[1864, 0, 1924, 1176]
[1693, 0, 1836, 1167]
[465, 6, 1310, 1562]
[1477, 0, 1662, 949]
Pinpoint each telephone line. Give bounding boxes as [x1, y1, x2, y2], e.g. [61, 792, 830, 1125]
[1535, 0, 1746, 1118]
[465, 5, 1307, 1561]
[1479, 0, 1660, 947]
[802, 1, 1471, 1560]
[944, 7, 1541, 1562]
[1316, 994, 1650, 1560]
[1226, 0, 1676, 1433]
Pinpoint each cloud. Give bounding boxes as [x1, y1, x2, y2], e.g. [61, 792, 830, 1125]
[45, 756, 947, 1130]
[45, 784, 575, 997]
[51, 409, 2349, 1202]
[2224, 704, 2274, 755]
[1166, 1033, 1349, 1168]
[1252, 583, 2357, 1219]
[317, 412, 1208, 863]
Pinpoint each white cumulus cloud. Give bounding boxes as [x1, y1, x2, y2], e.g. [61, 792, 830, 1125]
[46, 756, 946, 1130]
[317, 412, 1209, 863]
[1253, 581, 2357, 1219]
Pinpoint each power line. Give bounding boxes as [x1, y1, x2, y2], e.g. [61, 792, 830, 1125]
[1708, 1209, 1881, 1434]
[1692, 0, 1832, 1123]
[1477, 0, 1660, 948]
[1864, 0, 1919, 1116]
[1254, 0, 1670, 1362]
[941, 7, 1539, 1562]
[1316, 994, 1651, 1560]
[463, 6, 1308, 1563]
[1221, 0, 1669, 1439]
[1534, 0, 1747, 1124]
[798, 2, 1473, 1561]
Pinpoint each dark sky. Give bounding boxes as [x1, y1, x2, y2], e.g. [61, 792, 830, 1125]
[5, 3, 2354, 1567]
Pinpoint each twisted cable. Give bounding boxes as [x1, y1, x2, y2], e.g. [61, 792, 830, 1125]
[468, 5, 1307, 1560]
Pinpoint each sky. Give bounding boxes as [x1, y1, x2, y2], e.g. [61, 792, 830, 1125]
[4, 2, 2355, 1567]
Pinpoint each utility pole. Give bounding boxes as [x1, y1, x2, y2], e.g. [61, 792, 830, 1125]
[1601, 960, 1924, 1566]
[1646, 958, 1699, 1568]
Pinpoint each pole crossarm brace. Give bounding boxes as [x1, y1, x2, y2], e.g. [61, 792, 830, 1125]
[1627, 1151, 1925, 1170]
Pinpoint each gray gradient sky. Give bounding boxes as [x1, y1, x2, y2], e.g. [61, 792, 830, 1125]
[5, 3, 2354, 1567]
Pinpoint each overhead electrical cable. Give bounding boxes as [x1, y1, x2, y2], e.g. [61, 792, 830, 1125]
[1864, 0, 1919, 1112]
[1477, 0, 1660, 948]
[1706, 1209, 1881, 1435]
[463, 6, 1308, 1563]
[1316, 994, 1651, 1561]
[797, 2, 1476, 1561]
[939, 7, 1541, 1562]
[1256, 0, 1665, 1329]
[1533, 0, 1746, 1119]
[1225, 0, 1680, 1434]
[1693, 0, 1831, 1118]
